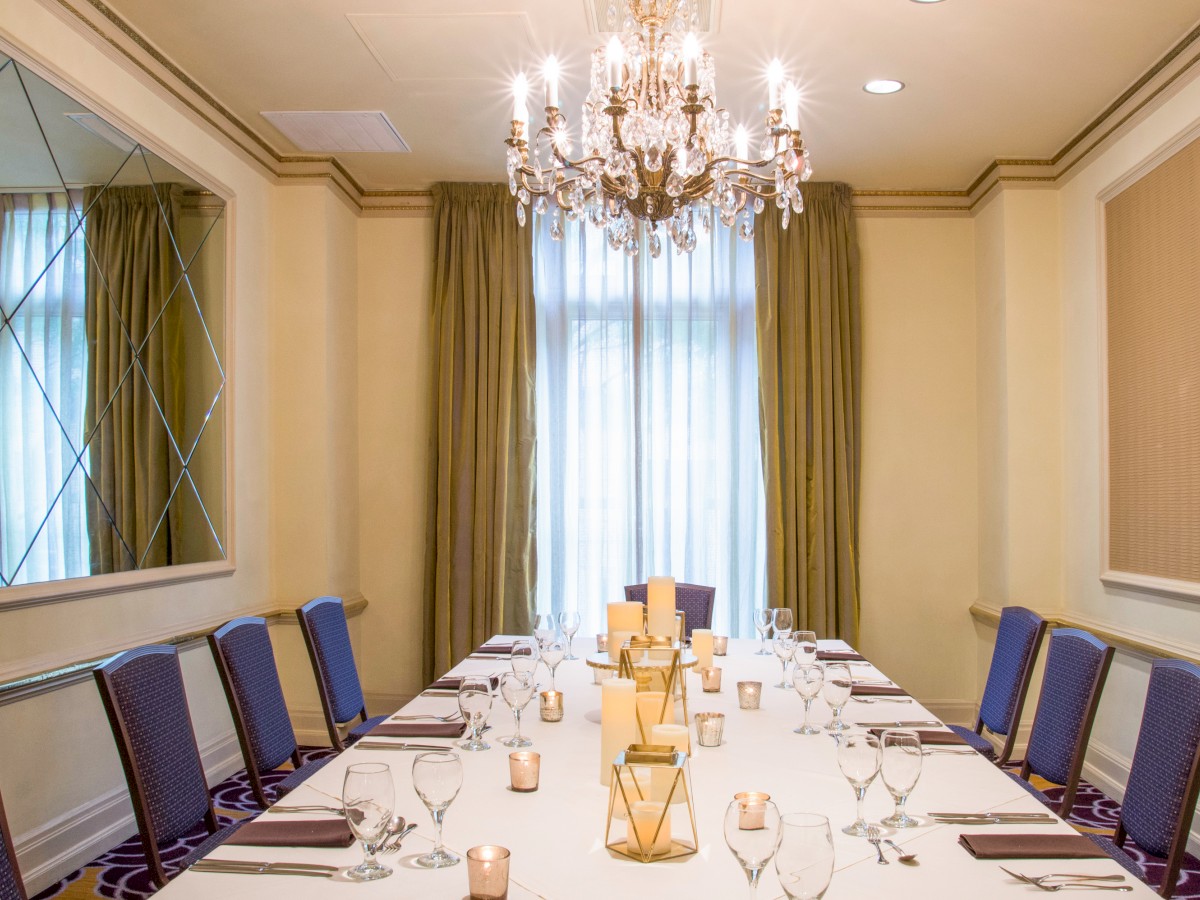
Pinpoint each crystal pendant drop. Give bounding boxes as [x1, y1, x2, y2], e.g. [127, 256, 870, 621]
[665, 171, 684, 197]
[534, 195, 548, 215]
[739, 212, 754, 242]
[683, 228, 697, 253]
[645, 144, 664, 172]
[791, 189, 804, 215]
[516, 201, 527, 227]
[784, 148, 800, 173]
[648, 229, 662, 258]
[565, 206, 579, 222]
[719, 207, 735, 227]
[624, 236, 639, 257]
[518, 187, 530, 206]
[775, 169, 785, 194]
[754, 197, 766, 215]
[802, 155, 813, 182]
[781, 203, 791, 230]
[626, 177, 640, 200]
[550, 210, 564, 241]
[605, 149, 625, 179]
[760, 135, 777, 161]
[509, 174, 518, 196]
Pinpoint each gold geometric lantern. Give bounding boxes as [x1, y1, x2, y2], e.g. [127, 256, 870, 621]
[605, 744, 698, 863]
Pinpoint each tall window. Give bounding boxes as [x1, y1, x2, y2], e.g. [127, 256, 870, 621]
[533, 214, 765, 637]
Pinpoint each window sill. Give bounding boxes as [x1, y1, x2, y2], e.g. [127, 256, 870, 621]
[0, 560, 235, 612]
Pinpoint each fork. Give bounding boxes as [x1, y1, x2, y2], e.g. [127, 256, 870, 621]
[380, 823, 417, 853]
[390, 712, 462, 722]
[866, 825, 888, 865]
[1000, 868, 1127, 886]
[1000, 868, 1132, 892]
[852, 697, 913, 704]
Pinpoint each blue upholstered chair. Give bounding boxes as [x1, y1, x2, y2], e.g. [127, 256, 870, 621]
[1089, 659, 1200, 898]
[94, 645, 239, 888]
[296, 596, 386, 751]
[949, 606, 1047, 763]
[624, 583, 715, 638]
[209, 617, 333, 809]
[0, 787, 26, 900]
[1008, 628, 1114, 816]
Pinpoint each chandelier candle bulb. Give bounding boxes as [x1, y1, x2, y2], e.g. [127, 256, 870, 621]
[512, 73, 528, 125]
[784, 81, 801, 131]
[768, 59, 784, 110]
[692, 629, 713, 669]
[649, 723, 690, 804]
[600, 678, 638, 785]
[734, 126, 749, 162]
[682, 34, 700, 86]
[606, 35, 624, 91]
[544, 56, 560, 109]
[646, 576, 676, 638]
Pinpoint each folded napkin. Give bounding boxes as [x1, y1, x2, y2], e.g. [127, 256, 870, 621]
[851, 684, 907, 696]
[817, 650, 866, 662]
[958, 833, 1108, 860]
[428, 675, 500, 691]
[225, 819, 355, 848]
[367, 722, 466, 739]
[868, 728, 966, 746]
[475, 643, 514, 655]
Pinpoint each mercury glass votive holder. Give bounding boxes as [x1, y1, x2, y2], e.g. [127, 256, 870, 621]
[737, 681, 762, 710]
[596, 634, 609, 653]
[700, 666, 723, 692]
[508, 751, 540, 792]
[712, 636, 729, 656]
[466, 845, 510, 900]
[695, 712, 725, 747]
[539, 690, 564, 722]
[733, 792, 772, 830]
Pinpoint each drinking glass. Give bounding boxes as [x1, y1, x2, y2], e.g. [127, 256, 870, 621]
[558, 609, 582, 659]
[342, 762, 394, 881]
[836, 730, 881, 836]
[510, 639, 539, 679]
[793, 630, 818, 666]
[457, 676, 492, 751]
[822, 663, 852, 732]
[533, 613, 557, 650]
[772, 607, 794, 636]
[540, 640, 565, 691]
[792, 663, 824, 735]
[724, 797, 782, 899]
[773, 632, 796, 689]
[499, 671, 535, 748]
[412, 751, 463, 869]
[880, 729, 923, 828]
[753, 609, 774, 655]
[775, 813, 834, 899]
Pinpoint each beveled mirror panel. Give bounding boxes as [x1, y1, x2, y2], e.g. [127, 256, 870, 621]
[0, 50, 227, 590]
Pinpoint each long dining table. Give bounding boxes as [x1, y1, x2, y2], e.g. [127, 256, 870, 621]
[157, 637, 1155, 898]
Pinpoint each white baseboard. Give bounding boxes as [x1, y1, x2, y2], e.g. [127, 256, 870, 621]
[17, 730, 244, 896]
[922, 699, 976, 727]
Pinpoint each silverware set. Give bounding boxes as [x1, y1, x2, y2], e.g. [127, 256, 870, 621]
[390, 712, 462, 722]
[190, 859, 338, 878]
[852, 697, 914, 704]
[269, 804, 344, 816]
[353, 741, 457, 752]
[855, 720, 943, 727]
[1000, 867, 1132, 892]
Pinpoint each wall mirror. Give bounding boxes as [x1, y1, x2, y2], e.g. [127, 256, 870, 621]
[0, 48, 227, 593]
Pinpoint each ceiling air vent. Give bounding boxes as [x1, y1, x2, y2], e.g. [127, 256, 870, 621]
[585, 0, 721, 34]
[260, 111, 411, 153]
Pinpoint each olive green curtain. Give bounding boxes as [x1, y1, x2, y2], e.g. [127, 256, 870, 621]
[754, 182, 861, 641]
[424, 183, 537, 678]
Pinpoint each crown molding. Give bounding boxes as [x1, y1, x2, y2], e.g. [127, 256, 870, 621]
[38, 0, 1200, 219]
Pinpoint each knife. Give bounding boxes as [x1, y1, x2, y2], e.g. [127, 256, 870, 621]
[353, 741, 454, 751]
[933, 816, 1058, 825]
[268, 805, 345, 815]
[191, 860, 337, 877]
[929, 811, 1053, 819]
[854, 720, 943, 727]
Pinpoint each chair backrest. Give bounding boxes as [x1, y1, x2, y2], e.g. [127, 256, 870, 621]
[209, 617, 298, 785]
[296, 596, 366, 726]
[1119, 659, 1200, 865]
[94, 645, 214, 884]
[0, 787, 26, 900]
[624, 582, 716, 638]
[1024, 629, 1114, 804]
[978, 606, 1047, 737]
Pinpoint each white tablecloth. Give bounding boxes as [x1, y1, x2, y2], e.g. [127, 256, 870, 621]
[157, 637, 1154, 898]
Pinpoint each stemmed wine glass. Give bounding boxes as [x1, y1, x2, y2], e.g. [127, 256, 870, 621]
[533, 613, 557, 650]
[792, 663, 825, 735]
[499, 671, 535, 748]
[510, 639, 539, 680]
[457, 675, 492, 752]
[793, 630, 818, 666]
[822, 663, 853, 732]
[342, 762, 394, 881]
[412, 751, 463, 869]
[836, 730, 881, 836]
[540, 640, 565, 691]
[775, 813, 835, 899]
[753, 609, 774, 655]
[880, 729, 923, 828]
[773, 632, 796, 689]
[558, 610, 581, 660]
[772, 607, 794, 638]
[724, 797, 783, 899]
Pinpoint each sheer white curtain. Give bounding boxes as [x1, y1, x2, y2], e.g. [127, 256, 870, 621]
[0, 192, 89, 585]
[533, 213, 765, 638]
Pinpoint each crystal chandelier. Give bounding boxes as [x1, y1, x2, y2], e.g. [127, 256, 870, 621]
[503, 0, 811, 257]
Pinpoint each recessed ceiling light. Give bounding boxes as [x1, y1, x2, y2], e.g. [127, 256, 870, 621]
[863, 79, 905, 95]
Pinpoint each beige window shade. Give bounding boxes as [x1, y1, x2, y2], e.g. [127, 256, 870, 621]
[1105, 137, 1200, 585]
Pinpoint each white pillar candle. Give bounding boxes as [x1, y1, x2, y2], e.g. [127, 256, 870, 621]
[649, 723, 690, 804]
[692, 629, 713, 669]
[608, 601, 644, 634]
[636, 691, 675, 736]
[627, 801, 671, 857]
[612, 768, 652, 820]
[600, 678, 638, 785]
[608, 629, 638, 663]
[646, 576, 676, 637]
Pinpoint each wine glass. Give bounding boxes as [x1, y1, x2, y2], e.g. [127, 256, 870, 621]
[558, 609, 582, 660]
[499, 671, 535, 748]
[822, 663, 852, 732]
[773, 632, 796, 689]
[793, 630, 818, 666]
[836, 730, 881, 836]
[510, 638, 539, 679]
[412, 751, 463, 869]
[457, 675, 492, 751]
[775, 813, 834, 899]
[341, 762, 394, 881]
[772, 607, 794, 636]
[533, 613, 557, 650]
[724, 797, 782, 899]
[540, 640, 565, 691]
[792, 663, 825, 735]
[880, 729, 923, 828]
[753, 609, 774, 655]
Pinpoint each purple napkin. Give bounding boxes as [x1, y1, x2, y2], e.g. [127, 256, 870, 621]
[428, 675, 500, 691]
[817, 650, 866, 662]
[367, 722, 466, 739]
[225, 819, 355, 848]
[475, 643, 514, 655]
[851, 684, 908, 696]
[868, 728, 967, 746]
[958, 833, 1107, 860]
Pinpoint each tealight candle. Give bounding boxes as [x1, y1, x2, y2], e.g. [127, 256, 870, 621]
[467, 845, 510, 900]
[596, 633, 609, 653]
[539, 690, 563, 722]
[737, 681, 762, 710]
[508, 751, 540, 792]
[700, 666, 722, 692]
[627, 801, 672, 858]
[734, 792, 772, 831]
[712, 636, 728, 656]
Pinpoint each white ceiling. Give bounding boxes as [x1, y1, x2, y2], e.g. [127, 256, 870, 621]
[103, 0, 1200, 192]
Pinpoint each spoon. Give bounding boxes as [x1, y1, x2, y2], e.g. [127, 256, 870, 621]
[883, 838, 918, 864]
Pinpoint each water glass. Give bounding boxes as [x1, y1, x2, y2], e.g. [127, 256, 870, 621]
[458, 676, 493, 751]
[773, 632, 796, 689]
[880, 729, 923, 828]
[342, 762, 394, 881]
[412, 751, 463, 868]
[753, 609, 774, 655]
[836, 730, 881, 836]
[822, 663, 852, 732]
[792, 663, 824, 735]
[558, 609, 582, 659]
[772, 607, 794, 635]
[793, 630, 818, 666]
[775, 813, 834, 899]
[724, 797, 782, 899]
[540, 640, 565, 691]
[533, 613, 557, 650]
[499, 671, 534, 748]
[510, 638, 539, 678]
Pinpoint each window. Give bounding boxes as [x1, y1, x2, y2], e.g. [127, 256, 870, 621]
[533, 214, 766, 637]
